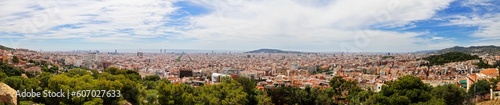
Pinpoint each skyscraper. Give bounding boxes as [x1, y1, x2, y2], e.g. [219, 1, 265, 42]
[137, 52, 144, 58]
[86, 52, 98, 61]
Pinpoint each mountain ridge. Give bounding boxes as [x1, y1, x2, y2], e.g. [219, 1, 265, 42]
[436, 45, 500, 54]
[0, 45, 13, 51]
[244, 49, 304, 54]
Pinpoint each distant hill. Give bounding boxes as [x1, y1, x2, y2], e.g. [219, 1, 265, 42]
[244, 49, 303, 53]
[0, 45, 13, 51]
[423, 52, 480, 66]
[413, 49, 439, 54]
[436, 45, 500, 55]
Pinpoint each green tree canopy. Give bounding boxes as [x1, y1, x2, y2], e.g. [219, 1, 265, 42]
[235, 77, 258, 105]
[156, 78, 248, 105]
[144, 75, 161, 81]
[423, 52, 480, 65]
[12, 55, 19, 64]
[380, 75, 433, 103]
[432, 84, 466, 105]
[329, 76, 362, 97]
[0, 71, 7, 81]
[0, 62, 23, 76]
[468, 79, 491, 100]
[65, 68, 90, 77]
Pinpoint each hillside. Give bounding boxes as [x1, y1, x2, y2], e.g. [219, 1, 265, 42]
[437, 45, 500, 55]
[0, 45, 13, 51]
[423, 52, 480, 66]
[413, 49, 439, 54]
[244, 49, 303, 53]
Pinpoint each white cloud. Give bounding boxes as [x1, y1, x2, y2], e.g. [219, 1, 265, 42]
[448, 14, 500, 38]
[461, 0, 493, 6]
[0, 0, 178, 40]
[174, 0, 454, 51]
[0, 0, 457, 52]
[431, 36, 445, 40]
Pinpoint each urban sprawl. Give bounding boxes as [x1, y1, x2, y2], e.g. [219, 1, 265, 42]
[2, 49, 500, 99]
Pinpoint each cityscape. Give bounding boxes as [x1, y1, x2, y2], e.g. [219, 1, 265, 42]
[1, 0, 500, 105]
[1, 46, 500, 104]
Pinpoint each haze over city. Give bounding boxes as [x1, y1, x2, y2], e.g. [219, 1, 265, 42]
[0, 0, 499, 52]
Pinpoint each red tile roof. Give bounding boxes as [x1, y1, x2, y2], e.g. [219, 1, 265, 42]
[480, 68, 499, 77]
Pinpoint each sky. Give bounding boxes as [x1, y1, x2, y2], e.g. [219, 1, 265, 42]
[0, 0, 499, 52]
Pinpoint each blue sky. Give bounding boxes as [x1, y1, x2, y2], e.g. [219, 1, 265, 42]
[0, 0, 499, 52]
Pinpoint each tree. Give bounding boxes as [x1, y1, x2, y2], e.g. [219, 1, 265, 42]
[116, 78, 143, 105]
[359, 75, 453, 104]
[432, 84, 466, 105]
[143, 75, 161, 89]
[235, 77, 258, 105]
[0, 62, 23, 76]
[0, 62, 161, 105]
[65, 68, 90, 77]
[24, 70, 39, 78]
[206, 79, 248, 105]
[389, 94, 411, 105]
[41, 65, 59, 74]
[476, 60, 495, 69]
[2, 76, 24, 89]
[329, 76, 347, 92]
[48, 65, 59, 74]
[329, 76, 362, 101]
[83, 98, 104, 105]
[144, 75, 161, 81]
[37, 72, 52, 88]
[316, 88, 335, 105]
[46, 74, 97, 104]
[0, 71, 7, 81]
[380, 75, 433, 103]
[364, 94, 391, 105]
[144, 81, 158, 90]
[266, 86, 335, 105]
[156, 78, 249, 105]
[350, 90, 375, 104]
[2, 76, 40, 101]
[145, 90, 159, 105]
[11, 56, 19, 64]
[156, 82, 194, 105]
[412, 98, 446, 105]
[423, 52, 480, 65]
[104, 67, 119, 75]
[90, 69, 99, 78]
[468, 80, 491, 100]
[115, 69, 142, 82]
[255, 90, 273, 105]
[267, 86, 289, 105]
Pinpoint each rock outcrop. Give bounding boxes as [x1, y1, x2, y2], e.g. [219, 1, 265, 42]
[0, 82, 17, 105]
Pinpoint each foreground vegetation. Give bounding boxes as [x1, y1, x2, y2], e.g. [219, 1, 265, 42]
[0, 61, 493, 105]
